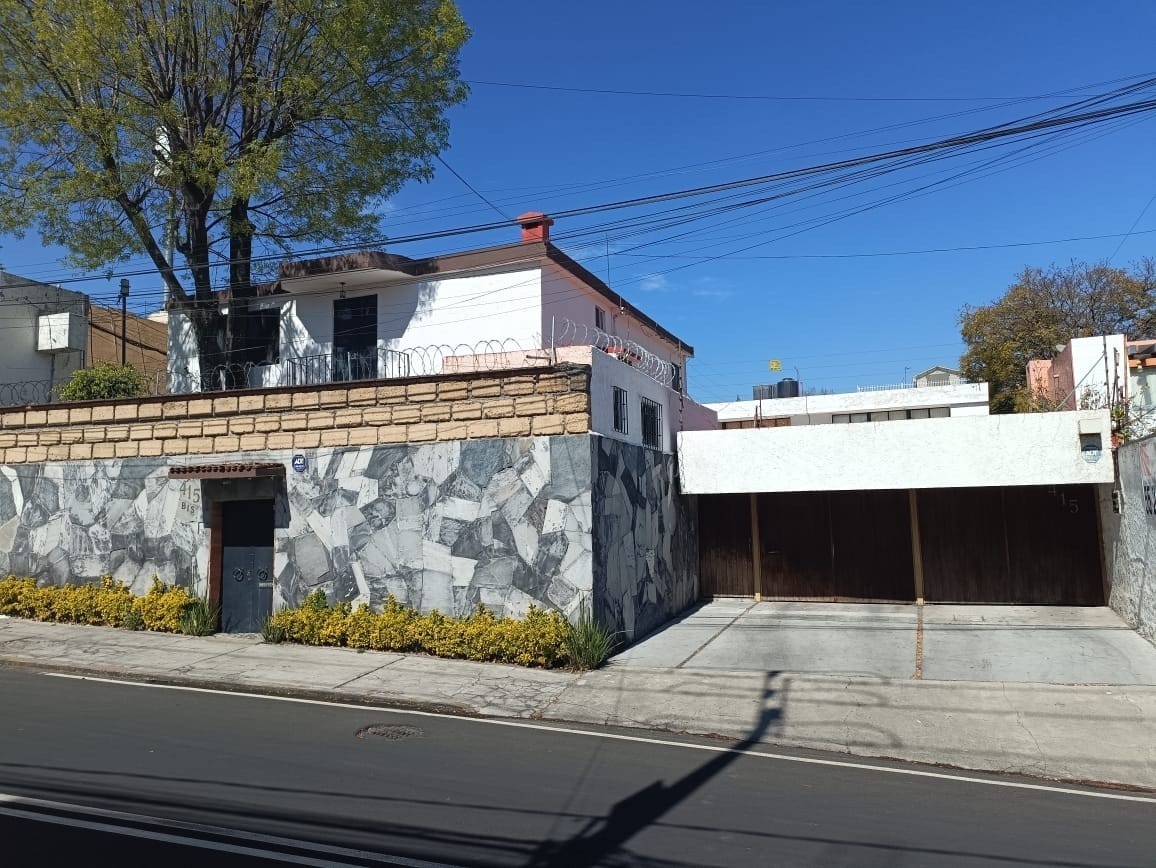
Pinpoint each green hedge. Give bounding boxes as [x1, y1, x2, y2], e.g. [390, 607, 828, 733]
[0, 576, 199, 633]
[264, 591, 576, 668]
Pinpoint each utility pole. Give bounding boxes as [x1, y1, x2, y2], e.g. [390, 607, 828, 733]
[119, 279, 130, 365]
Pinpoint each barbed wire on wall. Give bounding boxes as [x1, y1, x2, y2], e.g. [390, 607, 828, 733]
[551, 316, 675, 388]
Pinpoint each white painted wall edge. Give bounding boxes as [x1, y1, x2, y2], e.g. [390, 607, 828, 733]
[677, 410, 1115, 494]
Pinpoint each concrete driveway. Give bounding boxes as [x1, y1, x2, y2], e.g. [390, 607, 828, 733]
[610, 600, 1156, 685]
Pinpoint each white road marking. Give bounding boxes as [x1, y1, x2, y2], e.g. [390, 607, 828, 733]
[44, 672, 1156, 805]
[0, 793, 461, 867]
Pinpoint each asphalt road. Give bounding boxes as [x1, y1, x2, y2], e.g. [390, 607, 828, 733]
[0, 668, 1153, 867]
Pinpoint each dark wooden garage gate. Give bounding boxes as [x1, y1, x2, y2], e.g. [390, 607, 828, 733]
[699, 485, 1104, 605]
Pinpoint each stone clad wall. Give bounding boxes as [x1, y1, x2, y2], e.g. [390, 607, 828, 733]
[0, 365, 591, 465]
[1103, 434, 1156, 645]
[591, 438, 699, 641]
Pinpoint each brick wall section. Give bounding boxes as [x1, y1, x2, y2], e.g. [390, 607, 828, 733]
[0, 366, 591, 464]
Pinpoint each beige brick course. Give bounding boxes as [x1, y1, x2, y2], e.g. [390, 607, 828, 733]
[391, 405, 421, 424]
[466, 419, 499, 438]
[481, 398, 516, 419]
[420, 402, 453, 423]
[319, 429, 348, 447]
[129, 425, 154, 441]
[377, 426, 408, 444]
[406, 381, 439, 402]
[501, 376, 536, 396]
[2, 412, 25, 428]
[280, 414, 308, 432]
[535, 373, 570, 393]
[348, 427, 377, 446]
[437, 421, 469, 440]
[307, 411, 335, 429]
[26, 446, 48, 462]
[294, 431, 321, 449]
[238, 394, 265, 413]
[187, 399, 214, 417]
[292, 391, 319, 410]
[47, 444, 71, 461]
[348, 386, 376, 406]
[137, 403, 163, 421]
[60, 429, 85, 445]
[114, 441, 139, 458]
[333, 409, 363, 428]
[239, 434, 267, 451]
[318, 389, 348, 408]
[451, 402, 482, 421]
[514, 396, 549, 416]
[5, 447, 26, 463]
[214, 435, 241, 452]
[90, 405, 115, 423]
[69, 407, 92, 424]
[254, 416, 282, 433]
[176, 421, 203, 437]
[138, 440, 163, 457]
[266, 433, 294, 450]
[24, 410, 48, 427]
[163, 439, 189, 456]
[362, 407, 391, 426]
[162, 400, 188, 419]
[69, 443, 93, 460]
[498, 417, 532, 437]
[437, 381, 469, 401]
[264, 392, 292, 410]
[565, 413, 591, 433]
[201, 418, 229, 437]
[83, 428, 107, 443]
[469, 379, 502, 398]
[532, 414, 567, 435]
[38, 430, 61, 446]
[187, 437, 215, 454]
[213, 396, 239, 415]
[47, 409, 70, 425]
[406, 423, 439, 442]
[554, 392, 589, 414]
[0, 434, 14, 449]
[113, 403, 137, 421]
[228, 417, 256, 434]
[104, 426, 129, 442]
[377, 384, 407, 403]
[17, 433, 39, 447]
[92, 443, 116, 459]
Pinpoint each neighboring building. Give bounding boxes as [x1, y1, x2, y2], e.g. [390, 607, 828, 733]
[709, 379, 989, 429]
[913, 365, 963, 388]
[168, 212, 716, 452]
[1027, 334, 1155, 436]
[0, 270, 167, 405]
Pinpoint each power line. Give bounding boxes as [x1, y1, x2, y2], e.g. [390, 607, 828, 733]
[1109, 191, 1156, 261]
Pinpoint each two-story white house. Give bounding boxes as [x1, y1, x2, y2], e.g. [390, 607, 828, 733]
[168, 212, 717, 452]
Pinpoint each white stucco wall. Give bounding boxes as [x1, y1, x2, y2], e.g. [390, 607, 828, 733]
[0, 278, 87, 394]
[708, 382, 990, 426]
[677, 409, 1114, 494]
[588, 349, 717, 452]
[541, 260, 690, 388]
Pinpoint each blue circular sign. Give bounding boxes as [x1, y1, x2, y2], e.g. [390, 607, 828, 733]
[291, 454, 308, 473]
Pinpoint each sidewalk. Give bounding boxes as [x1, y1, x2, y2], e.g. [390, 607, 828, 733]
[3, 616, 1155, 790]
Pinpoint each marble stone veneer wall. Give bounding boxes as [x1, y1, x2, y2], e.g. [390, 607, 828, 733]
[1101, 434, 1156, 646]
[0, 434, 699, 638]
[0, 365, 590, 464]
[591, 438, 699, 642]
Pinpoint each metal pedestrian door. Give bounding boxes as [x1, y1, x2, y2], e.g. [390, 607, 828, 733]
[219, 500, 275, 633]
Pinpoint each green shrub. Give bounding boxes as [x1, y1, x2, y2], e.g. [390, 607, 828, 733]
[261, 617, 287, 644]
[179, 597, 219, 636]
[264, 595, 575, 668]
[55, 363, 149, 402]
[563, 602, 618, 671]
[0, 575, 200, 634]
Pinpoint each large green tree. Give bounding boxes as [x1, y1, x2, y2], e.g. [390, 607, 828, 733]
[960, 259, 1156, 412]
[0, 0, 468, 382]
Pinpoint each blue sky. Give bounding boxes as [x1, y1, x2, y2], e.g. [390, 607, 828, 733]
[2, 1, 1155, 401]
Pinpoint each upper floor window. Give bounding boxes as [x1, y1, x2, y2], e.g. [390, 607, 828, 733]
[594, 306, 606, 331]
[641, 397, 662, 449]
[613, 386, 629, 434]
[670, 362, 682, 393]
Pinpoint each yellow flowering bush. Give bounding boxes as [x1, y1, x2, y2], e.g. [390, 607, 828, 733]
[264, 591, 575, 668]
[0, 575, 201, 634]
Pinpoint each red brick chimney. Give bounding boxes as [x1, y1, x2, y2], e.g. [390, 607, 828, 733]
[518, 211, 553, 243]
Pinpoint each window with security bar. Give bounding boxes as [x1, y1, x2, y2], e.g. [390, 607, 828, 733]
[613, 386, 629, 434]
[641, 397, 662, 449]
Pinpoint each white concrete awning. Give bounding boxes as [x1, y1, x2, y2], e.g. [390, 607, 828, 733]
[677, 410, 1114, 494]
